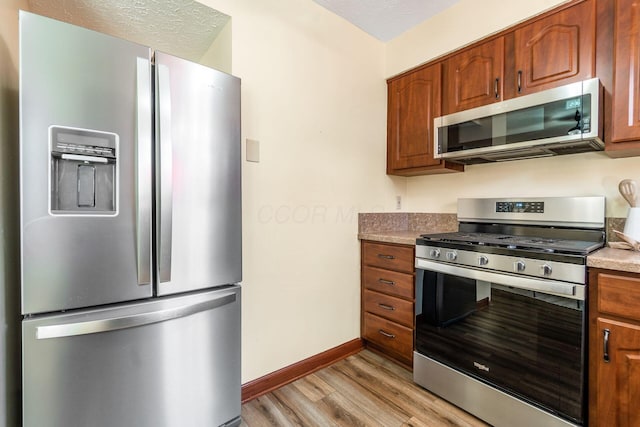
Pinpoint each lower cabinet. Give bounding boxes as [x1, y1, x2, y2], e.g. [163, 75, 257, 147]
[361, 241, 415, 367]
[589, 269, 640, 426]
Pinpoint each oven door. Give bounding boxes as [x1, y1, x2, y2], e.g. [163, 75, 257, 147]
[414, 259, 586, 425]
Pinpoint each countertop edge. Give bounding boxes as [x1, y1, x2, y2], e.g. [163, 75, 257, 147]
[587, 247, 640, 274]
[358, 232, 420, 246]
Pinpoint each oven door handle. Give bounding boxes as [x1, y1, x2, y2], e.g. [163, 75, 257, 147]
[415, 258, 584, 300]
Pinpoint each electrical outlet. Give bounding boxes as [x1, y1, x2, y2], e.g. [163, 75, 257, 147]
[396, 195, 401, 210]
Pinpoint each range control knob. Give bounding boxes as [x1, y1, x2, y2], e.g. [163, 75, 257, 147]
[540, 264, 553, 276]
[429, 248, 441, 258]
[514, 260, 526, 272]
[478, 255, 489, 266]
[445, 251, 457, 261]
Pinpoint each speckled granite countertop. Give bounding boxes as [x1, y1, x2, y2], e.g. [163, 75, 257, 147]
[587, 247, 640, 274]
[358, 212, 457, 246]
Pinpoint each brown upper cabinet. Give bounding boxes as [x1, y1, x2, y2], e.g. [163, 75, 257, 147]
[605, 0, 640, 155]
[443, 0, 595, 115]
[387, 62, 464, 175]
[510, 0, 595, 97]
[443, 37, 505, 114]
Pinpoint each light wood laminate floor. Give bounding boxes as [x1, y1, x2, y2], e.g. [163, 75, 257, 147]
[241, 350, 489, 426]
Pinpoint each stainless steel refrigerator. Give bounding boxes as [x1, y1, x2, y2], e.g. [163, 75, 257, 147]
[19, 11, 242, 427]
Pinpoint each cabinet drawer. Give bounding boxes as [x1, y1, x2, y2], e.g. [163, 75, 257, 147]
[363, 289, 413, 327]
[362, 266, 413, 300]
[362, 242, 413, 273]
[363, 312, 412, 359]
[598, 273, 640, 322]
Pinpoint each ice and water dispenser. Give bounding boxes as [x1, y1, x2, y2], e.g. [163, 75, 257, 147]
[49, 126, 118, 215]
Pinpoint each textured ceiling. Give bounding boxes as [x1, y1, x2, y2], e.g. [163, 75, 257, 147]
[312, 0, 462, 42]
[27, 0, 229, 62]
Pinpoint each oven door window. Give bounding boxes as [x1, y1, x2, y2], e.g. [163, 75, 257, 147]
[415, 269, 584, 424]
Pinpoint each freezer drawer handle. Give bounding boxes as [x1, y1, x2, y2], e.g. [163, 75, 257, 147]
[35, 292, 236, 340]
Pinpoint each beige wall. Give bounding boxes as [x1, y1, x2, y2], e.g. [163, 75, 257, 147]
[385, 0, 639, 219]
[386, 0, 570, 77]
[199, 18, 232, 73]
[0, 2, 28, 426]
[405, 153, 639, 217]
[197, 0, 404, 382]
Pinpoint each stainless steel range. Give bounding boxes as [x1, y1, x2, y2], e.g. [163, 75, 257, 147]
[413, 197, 605, 427]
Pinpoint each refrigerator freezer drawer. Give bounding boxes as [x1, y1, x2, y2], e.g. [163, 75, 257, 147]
[22, 286, 241, 427]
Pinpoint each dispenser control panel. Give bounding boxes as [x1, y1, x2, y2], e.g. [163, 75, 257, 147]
[53, 142, 116, 158]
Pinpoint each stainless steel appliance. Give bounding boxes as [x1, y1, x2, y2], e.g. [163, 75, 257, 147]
[19, 11, 242, 427]
[414, 197, 605, 427]
[434, 79, 603, 164]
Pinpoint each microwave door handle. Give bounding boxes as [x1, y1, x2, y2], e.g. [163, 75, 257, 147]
[135, 57, 152, 286]
[415, 258, 582, 300]
[157, 63, 173, 283]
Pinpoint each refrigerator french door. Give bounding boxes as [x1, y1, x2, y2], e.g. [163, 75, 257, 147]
[20, 11, 241, 427]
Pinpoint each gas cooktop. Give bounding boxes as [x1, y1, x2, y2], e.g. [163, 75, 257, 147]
[419, 231, 603, 255]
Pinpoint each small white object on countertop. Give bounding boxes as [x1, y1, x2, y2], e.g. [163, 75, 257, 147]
[624, 208, 640, 243]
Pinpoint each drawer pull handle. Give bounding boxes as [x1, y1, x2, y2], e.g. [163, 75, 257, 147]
[377, 254, 395, 260]
[603, 328, 610, 363]
[378, 329, 395, 339]
[378, 278, 395, 286]
[378, 303, 395, 311]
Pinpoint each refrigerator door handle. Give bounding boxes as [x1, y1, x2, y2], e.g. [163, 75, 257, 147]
[157, 63, 173, 283]
[136, 57, 152, 286]
[35, 291, 237, 339]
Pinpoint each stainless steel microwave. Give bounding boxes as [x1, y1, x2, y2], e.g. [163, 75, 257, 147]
[434, 78, 603, 164]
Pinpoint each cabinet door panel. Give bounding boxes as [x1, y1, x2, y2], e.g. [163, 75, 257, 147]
[362, 242, 414, 273]
[443, 37, 504, 114]
[595, 318, 640, 427]
[363, 312, 413, 363]
[362, 266, 414, 299]
[611, 0, 640, 144]
[597, 273, 640, 321]
[363, 290, 413, 327]
[514, 1, 594, 96]
[387, 63, 442, 171]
